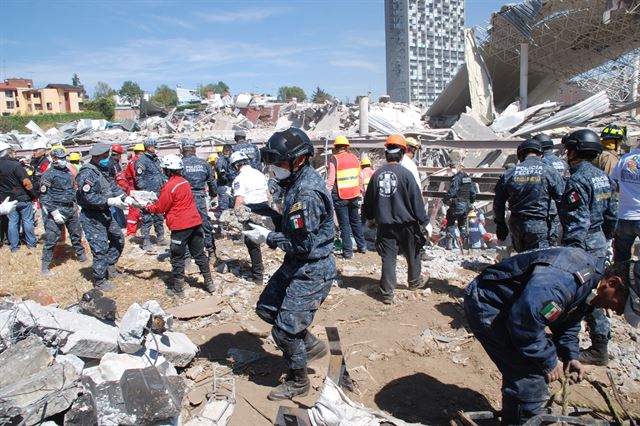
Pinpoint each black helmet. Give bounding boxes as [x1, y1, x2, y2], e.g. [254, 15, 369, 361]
[533, 133, 553, 151]
[517, 138, 543, 161]
[562, 129, 603, 154]
[261, 127, 314, 164]
[600, 124, 626, 141]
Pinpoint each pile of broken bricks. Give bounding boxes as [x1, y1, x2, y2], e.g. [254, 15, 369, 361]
[0, 291, 230, 425]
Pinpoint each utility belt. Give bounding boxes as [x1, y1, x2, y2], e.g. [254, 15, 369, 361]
[56, 202, 76, 208]
[510, 213, 545, 222]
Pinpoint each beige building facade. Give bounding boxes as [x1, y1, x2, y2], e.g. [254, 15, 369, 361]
[0, 79, 84, 116]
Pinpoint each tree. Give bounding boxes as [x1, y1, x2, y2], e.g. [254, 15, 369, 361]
[197, 81, 230, 98]
[311, 86, 333, 103]
[72, 73, 83, 87]
[94, 81, 115, 99]
[278, 86, 307, 102]
[83, 96, 115, 120]
[150, 85, 178, 108]
[118, 81, 144, 106]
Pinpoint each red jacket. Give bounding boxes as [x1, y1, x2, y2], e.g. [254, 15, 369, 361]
[146, 175, 202, 231]
[122, 155, 139, 194]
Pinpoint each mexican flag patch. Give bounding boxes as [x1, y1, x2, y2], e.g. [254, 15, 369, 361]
[541, 301, 562, 321]
[290, 213, 304, 230]
[567, 191, 580, 204]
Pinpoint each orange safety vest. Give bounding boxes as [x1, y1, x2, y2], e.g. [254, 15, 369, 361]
[360, 167, 374, 194]
[333, 152, 361, 200]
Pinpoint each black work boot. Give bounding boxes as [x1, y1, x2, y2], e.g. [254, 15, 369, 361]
[108, 265, 121, 280]
[304, 332, 328, 362]
[166, 279, 185, 298]
[267, 368, 310, 401]
[41, 263, 50, 277]
[95, 279, 116, 292]
[203, 273, 215, 293]
[579, 336, 609, 366]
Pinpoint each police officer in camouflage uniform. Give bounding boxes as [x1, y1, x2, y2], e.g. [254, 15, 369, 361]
[242, 128, 336, 401]
[494, 138, 564, 253]
[232, 130, 261, 170]
[443, 160, 477, 249]
[180, 139, 217, 260]
[40, 147, 87, 276]
[535, 133, 569, 246]
[134, 138, 166, 250]
[215, 144, 235, 211]
[76, 143, 132, 291]
[464, 247, 640, 425]
[559, 129, 618, 366]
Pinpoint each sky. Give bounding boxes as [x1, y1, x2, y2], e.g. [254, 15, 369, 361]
[0, 0, 505, 102]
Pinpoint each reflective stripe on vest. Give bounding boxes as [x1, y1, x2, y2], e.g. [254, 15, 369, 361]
[334, 153, 360, 199]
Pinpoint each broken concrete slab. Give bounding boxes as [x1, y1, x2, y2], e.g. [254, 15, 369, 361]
[117, 303, 151, 354]
[56, 354, 85, 375]
[79, 288, 117, 321]
[145, 331, 197, 367]
[92, 350, 177, 384]
[452, 112, 498, 140]
[0, 335, 53, 388]
[0, 363, 81, 425]
[141, 300, 173, 333]
[0, 308, 14, 351]
[120, 367, 185, 425]
[185, 396, 235, 426]
[88, 379, 135, 426]
[64, 392, 98, 426]
[166, 295, 224, 319]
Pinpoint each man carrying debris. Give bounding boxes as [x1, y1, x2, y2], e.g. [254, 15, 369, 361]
[597, 124, 626, 176]
[123, 143, 145, 237]
[242, 127, 335, 401]
[232, 130, 261, 170]
[493, 138, 564, 252]
[464, 247, 640, 425]
[40, 147, 87, 275]
[559, 129, 617, 366]
[134, 138, 167, 250]
[76, 143, 133, 291]
[362, 134, 429, 304]
[443, 160, 477, 250]
[535, 133, 568, 246]
[215, 144, 235, 211]
[326, 135, 366, 258]
[180, 139, 217, 261]
[144, 154, 215, 297]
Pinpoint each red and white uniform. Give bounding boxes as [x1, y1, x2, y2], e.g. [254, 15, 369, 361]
[146, 175, 202, 231]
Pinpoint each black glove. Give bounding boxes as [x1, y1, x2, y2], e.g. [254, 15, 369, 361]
[496, 222, 509, 241]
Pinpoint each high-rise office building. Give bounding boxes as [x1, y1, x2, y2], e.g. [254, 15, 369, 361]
[385, 0, 465, 107]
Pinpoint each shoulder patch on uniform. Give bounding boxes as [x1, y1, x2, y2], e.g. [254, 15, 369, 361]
[462, 177, 472, 183]
[289, 212, 305, 230]
[540, 301, 563, 321]
[233, 181, 240, 190]
[290, 202, 303, 213]
[566, 190, 581, 205]
[40, 185, 47, 193]
[136, 167, 144, 175]
[82, 183, 92, 193]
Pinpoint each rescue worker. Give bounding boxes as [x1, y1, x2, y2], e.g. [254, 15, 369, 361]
[230, 151, 274, 283]
[144, 154, 215, 297]
[443, 160, 477, 250]
[69, 152, 82, 172]
[611, 141, 640, 262]
[362, 134, 429, 304]
[535, 133, 568, 246]
[232, 130, 261, 170]
[107, 144, 126, 228]
[597, 124, 626, 175]
[208, 153, 218, 180]
[0, 142, 37, 252]
[31, 140, 50, 191]
[242, 127, 335, 401]
[401, 136, 421, 188]
[76, 143, 132, 291]
[134, 137, 166, 250]
[215, 144, 235, 211]
[493, 138, 564, 253]
[325, 135, 366, 258]
[464, 247, 640, 425]
[359, 156, 374, 195]
[40, 147, 87, 275]
[180, 139, 217, 260]
[124, 144, 145, 237]
[559, 129, 617, 366]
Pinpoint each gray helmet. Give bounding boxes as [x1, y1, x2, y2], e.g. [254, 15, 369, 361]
[143, 137, 158, 149]
[517, 138, 543, 161]
[533, 133, 553, 151]
[180, 138, 196, 149]
[261, 127, 313, 165]
[51, 147, 67, 159]
[561, 129, 602, 154]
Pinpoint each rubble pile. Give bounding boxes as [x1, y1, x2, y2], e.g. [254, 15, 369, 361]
[0, 295, 201, 426]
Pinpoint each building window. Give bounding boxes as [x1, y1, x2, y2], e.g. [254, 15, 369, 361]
[46, 102, 52, 111]
[35, 104, 42, 111]
[33, 93, 40, 99]
[4, 91, 13, 98]
[6, 101, 15, 109]
[78, 102, 84, 111]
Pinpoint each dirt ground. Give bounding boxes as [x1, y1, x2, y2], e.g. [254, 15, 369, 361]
[1, 227, 638, 425]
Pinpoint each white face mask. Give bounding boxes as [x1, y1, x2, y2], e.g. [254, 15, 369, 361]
[271, 165, 291, 181]
[55, 159, 68, 169]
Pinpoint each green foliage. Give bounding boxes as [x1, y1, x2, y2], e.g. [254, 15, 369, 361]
[72, 73, 83, 87]
[83, 96, 116, 120]
[278, 86, 307, 102]
[197, 81, 230, 98]
[118, 80, 144, 106]
[311, 86, 333, 103]
[150, 85, 178, 108]
[0, 112, 106, 134]
[94, 81, 115, 99]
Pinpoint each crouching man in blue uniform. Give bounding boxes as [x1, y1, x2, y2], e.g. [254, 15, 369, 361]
[242, 128, 336, 401]
[464, 247, 640, 425]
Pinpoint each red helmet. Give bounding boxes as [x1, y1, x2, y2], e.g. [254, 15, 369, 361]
[111, 144, 124, 154]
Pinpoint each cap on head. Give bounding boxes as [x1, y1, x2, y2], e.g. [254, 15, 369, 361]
[161, 154, 183, 170]
[68, 152, 81, 162]
[111, 144, 124, 154]
[384, 134, 407, 152]
[133, 143, 145, 152]
[334, 135, 350, 147]
[89, 143, 110, 157]
[406, 137, 421, 150]
[208, 153, 218, 163]
[32, 140, 49, 150]
[230, 151, 249, 166]
[360, 156, 371, 167]
[143, 137, 158, 149]
[51, 147, 67, 159]
[234, 130, 247, 140]
[180, 138, 196, 149]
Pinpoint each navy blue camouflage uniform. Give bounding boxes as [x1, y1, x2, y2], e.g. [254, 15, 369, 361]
[443, 171, 477, 244]
[232, 141, 261, 170]
[182, 154, 217, 256]
[494, 156, 564, 252]
[215, 155, 235, 211]
[134, 152, 166, 241]
[542, 151, 569, 245]
[560, 160, 617, 340]
[256, 164, 336, 370]
[464, 247, 603, 425]
[76, 163, 125, 283]
[39, 164, 86, 265]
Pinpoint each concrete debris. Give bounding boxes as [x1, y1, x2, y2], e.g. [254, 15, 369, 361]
[129, 190, 158, 206]
[79, 288, 117, 321]
[167, 295, 224, 319]
[146, 331, 198, 367]
[117, 302, 152, 354]
[56, 354, 85, 375]
[120, 367, 185, 425]
[219, 205, 275, 237]
[0, 335, 53, 388]
[91, 350, 177, 384]
[451, 112, 498, 140]
[64, 392, 98, 426]
[141, 300, 173, 333]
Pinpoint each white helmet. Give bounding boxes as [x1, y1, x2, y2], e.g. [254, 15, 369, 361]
[162, 154, 184, 170]
[32, 140, 49, 150]
[0, 141, 11, 152]
[230, 151, 249, 166]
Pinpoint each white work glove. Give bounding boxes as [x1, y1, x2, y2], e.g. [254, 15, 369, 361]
[107, 195, 128, 210]
[0, 197, 17, 216]
[242, 223, 271, 245]
[124, 196, 135, 206]
[51, 209, 65, 225]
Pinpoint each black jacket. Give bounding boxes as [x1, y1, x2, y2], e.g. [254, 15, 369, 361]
[0, 157, 36, 202]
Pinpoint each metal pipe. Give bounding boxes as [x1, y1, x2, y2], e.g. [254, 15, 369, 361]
[520, 43, 529, 110]
[359, 96, 369, 137]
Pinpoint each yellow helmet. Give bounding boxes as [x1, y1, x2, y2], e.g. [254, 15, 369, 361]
[208, 153, 218, 164]
[468, 210, 477, 218]
[133, 143, 145, 152]
[68, 152, 81, 162]
[50, 144, 66, 154]
[334, 135, 350, 147]
[406, 137, 421, 149]
[215, 146, 224, 153]
[360, 157, 371, 167]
